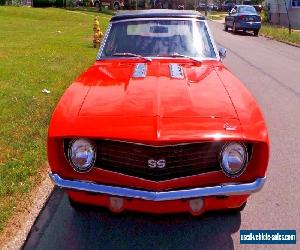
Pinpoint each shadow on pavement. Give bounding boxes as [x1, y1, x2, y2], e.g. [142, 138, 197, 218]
[23, 188, 241, 250]
[225, 30, 255, 37]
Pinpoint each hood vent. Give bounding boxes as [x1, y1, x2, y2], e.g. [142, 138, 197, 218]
[169, 64, 184, 79]
[132, 63, 147, 78]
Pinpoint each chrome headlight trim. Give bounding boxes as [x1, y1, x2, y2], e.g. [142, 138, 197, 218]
[67, 138, 97, 173]
[219, 142, 248, 178]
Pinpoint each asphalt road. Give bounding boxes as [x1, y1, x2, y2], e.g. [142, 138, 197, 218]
[23, 21, 300, 250]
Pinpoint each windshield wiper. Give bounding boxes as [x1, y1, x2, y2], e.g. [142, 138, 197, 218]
[157, 53, 202, 63]
[112, 53, 152, 62]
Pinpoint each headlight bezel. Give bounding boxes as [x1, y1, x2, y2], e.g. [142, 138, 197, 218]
[67, 138, 97, 173]
[219, 142, 249, 178]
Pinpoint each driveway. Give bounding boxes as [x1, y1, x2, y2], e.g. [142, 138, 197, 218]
[23, 21, 300, 250]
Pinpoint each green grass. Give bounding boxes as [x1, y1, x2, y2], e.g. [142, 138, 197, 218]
[204, 11, 227, 21]
[208, 15, 225, 21]
[0, 6, 109, 232]
[66, 6, 116, 16]
[260, 24, 300, 46]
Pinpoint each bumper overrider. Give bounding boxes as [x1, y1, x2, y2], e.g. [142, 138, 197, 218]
[49, 173, 266, 201]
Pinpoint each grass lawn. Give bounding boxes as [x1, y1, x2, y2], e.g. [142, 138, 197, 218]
[205, 11, 227, 21]
[260, 24, 300, 46]
[66, 6, 116, 16]
[0, 6, 110, 232]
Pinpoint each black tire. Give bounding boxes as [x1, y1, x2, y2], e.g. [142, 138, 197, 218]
[226, 202, 247, 214]
[233, 22, 237, 33]
[68, 197, 87, 212]
[94, 1, 99, 8]
[113, 2, 120, 10]
[224, 24, 228, 31]
[254, 29, 259, 36]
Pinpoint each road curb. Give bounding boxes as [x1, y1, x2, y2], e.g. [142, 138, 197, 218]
[259, 34, 300, 48]
[1, 169, 54, 250]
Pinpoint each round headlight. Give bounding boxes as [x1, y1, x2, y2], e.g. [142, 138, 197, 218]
[68, 139, 96, 172]
[220, 142, 248, 177]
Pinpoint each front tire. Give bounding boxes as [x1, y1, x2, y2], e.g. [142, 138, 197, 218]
[226, 202, 247, 214]
[254, 29, 259, 36]
[68, 197, 88, 212]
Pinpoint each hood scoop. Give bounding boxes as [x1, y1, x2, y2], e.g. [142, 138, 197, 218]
[169, 64, 185, 79]
[132, 63, 147, 78]
[79, 62, 238, 119]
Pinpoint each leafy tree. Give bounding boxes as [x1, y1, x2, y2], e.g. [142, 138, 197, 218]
[12, 0, 22, 5]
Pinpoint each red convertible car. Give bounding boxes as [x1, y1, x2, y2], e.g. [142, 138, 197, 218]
[48, 10, 269, 215]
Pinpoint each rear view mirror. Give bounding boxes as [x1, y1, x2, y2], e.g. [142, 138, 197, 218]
[150, 26, 168, 33]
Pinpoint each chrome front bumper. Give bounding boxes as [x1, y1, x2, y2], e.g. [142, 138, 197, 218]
[49, 173, 266, 202]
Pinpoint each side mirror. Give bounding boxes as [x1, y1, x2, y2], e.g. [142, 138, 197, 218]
[219, 48, 227, 61]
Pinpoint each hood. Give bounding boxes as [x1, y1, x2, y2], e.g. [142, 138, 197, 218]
[77, 60, 238, 119]
[49, 60, 248, 140]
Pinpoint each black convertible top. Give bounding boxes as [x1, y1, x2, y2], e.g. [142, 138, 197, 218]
[111, 9, 206, 21]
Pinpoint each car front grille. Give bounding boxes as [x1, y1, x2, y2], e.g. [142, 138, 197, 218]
[94, 140, 223, 181]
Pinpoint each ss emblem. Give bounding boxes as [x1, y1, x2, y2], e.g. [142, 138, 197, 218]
[148, 159, 166, 169]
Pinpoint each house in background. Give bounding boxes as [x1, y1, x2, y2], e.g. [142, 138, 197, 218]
[266, 0, 300, 29]
[22, 0, 32, 5]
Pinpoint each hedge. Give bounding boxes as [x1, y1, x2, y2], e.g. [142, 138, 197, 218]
[32, 0, 64, 7]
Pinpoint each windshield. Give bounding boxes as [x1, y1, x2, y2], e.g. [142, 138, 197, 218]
[238, 6, 257, 13]
[100, 19, 216, 59]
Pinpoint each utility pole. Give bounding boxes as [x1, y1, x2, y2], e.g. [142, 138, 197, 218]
[276, 0, 280, 25]
[284, 0, 292, 34]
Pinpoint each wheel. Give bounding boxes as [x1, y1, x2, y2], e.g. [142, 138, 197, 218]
[113, 2, 120, 10]
[94, 1, 100, 8]
[253, 29, 259, 36]
[68, 197, 88, 212]
[226, 202, 247, 214]
[224, 24, 228, 31]
[233, 22, 237, 33]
